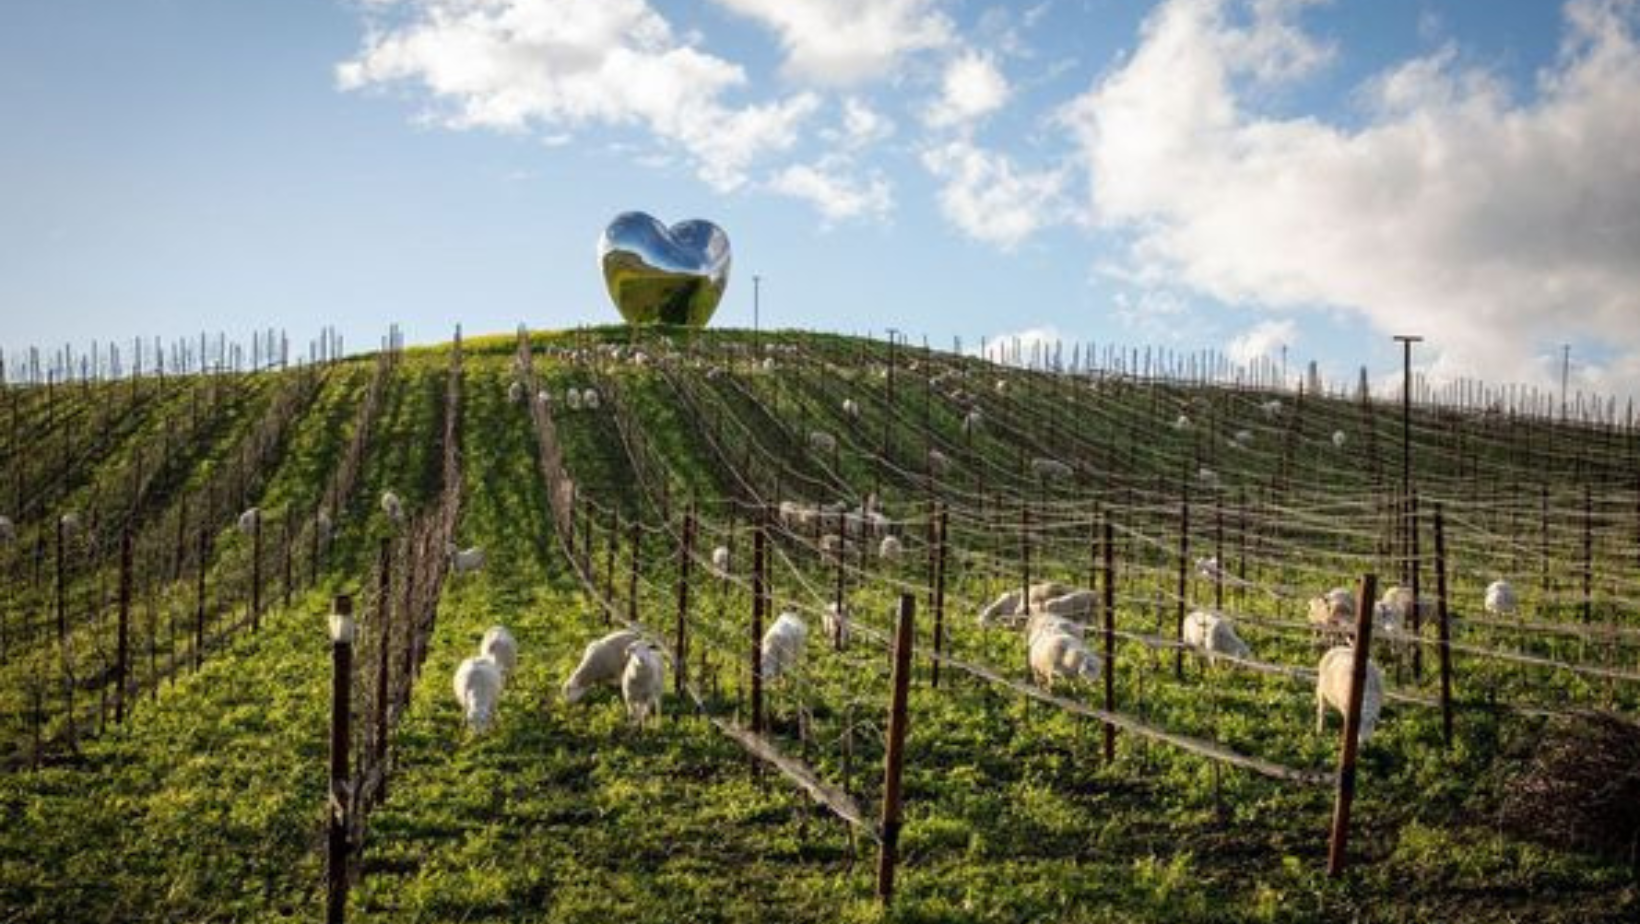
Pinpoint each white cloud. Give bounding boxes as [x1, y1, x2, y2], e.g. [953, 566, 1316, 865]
[925, 51, 1012, 128]
[821, 96, 895, 150]
[971, 325, 1065, 367]
[1060, 0, 1640, 394]
[767, 160, 893, 223]
[1225, 317, 1297, 365]
[709, 0, 953, 85]
[337, 0, 817, 191]
[922, 140, 1067, 250]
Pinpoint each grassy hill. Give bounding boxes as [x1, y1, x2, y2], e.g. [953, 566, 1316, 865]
[0, 326, 1636, 923]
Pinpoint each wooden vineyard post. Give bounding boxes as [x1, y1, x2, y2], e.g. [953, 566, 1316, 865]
[1410, 491, 1422, 679]
[605, 509, 618, 603]
[931, 506, 947, 688]
[195, 526, 208, 669]
[674, 508, 694, 697]
[1020, 504, 1031, 619]
[327, 595, 355, 924]
[372, 539, 391, 808]
[1328, 572, 1378, 877]
[1103, 515, 1117, 762]
[1175, 498, 1190, 680]
[628, 519, 641, 624]
[1582, 484, 1593, 623]
[115, 529, 132, 725]
[1434, 504, 1454, 747]
[751, 517, 766, 736]
[1213, 499, 1224, 611]
[251, 511, 263, 632]
[877, 593, 916, 906]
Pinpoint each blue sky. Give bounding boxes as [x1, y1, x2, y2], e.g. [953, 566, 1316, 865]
[2, 0, 1635, 397]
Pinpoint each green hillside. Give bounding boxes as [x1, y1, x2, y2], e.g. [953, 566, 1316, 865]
[1, 326, 1636, 923]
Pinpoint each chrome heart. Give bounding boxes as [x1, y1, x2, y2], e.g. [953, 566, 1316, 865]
[598, 212, 732, 327]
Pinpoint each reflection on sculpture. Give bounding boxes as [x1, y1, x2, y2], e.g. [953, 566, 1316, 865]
[598, 212, 731, 327]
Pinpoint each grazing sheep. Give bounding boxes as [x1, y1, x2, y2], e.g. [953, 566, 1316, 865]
[621, 641, 665, 727]
[822, 602, 850, 649]
[581, 388, 601, 410]
[1376, 585, 1414, 635]
[480, 625, 518, 676]
[1174, 414, 1191, 432]
[537, 389, 552, 406]
[961, 409, 982, 435]
[562, 630, 641, 703]
[1182, 610, 1252, 665]
[760, 612, 808, 682]
[978, 582, 1078, 626]
[1028, 626, 1102, 689]
[1307, 587, 1355, 629]
[1030, 457, 1073, 481]
[1315, 646, 1384, 745]
[1332, 430, 1348, 448]
[1035, 589, 1097, 618]
[1485, 579, 1518, 616]
[878, 535, 903, 561]
[380, 491, 404, 526]
[762, 357, 776, 372]
[58, 511, 80, 534]
[927, 448, 950, 476]
[453, 656, 504, 734]
[808, 430, 837, 454]
[819, 533, 843, 556]
[842, 398, 860, 419]
[236, 507, 261, 536]
[1026, 610, 1085, 643]
[448, 543, 486, 575]
[1260, 399, 1282, 418]
[0, 515, 14, 544]
[507, 381, 524, 404]
[316, 509, 334, 540]
[710, 545, 731, 577]
[566, 389, 583, 411]
[1232, 429, 1254, 447]
[1194, 556, 1222, 580]
[1198, 466, 1219, 487]
[777, 501, 801, 530]
[994, 379, 1008, 394]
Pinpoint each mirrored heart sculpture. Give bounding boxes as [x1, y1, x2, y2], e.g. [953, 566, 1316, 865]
[598, 212, 731, 327]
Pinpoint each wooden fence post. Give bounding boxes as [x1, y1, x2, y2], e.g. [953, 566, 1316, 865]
[675, 508, 694, 697]
[1434, 505, 1453, 747]
[628, 519, 641, 624]
[1175, 498, 1190, 680]
[877, 593, 915, 906]
[1410, 491, 1422, 679]
[1103, 516, 1117, 762]
[327, 595, 355, 924]
[115, 528, 132, 724]
[751, 515, 767, 736]
[1583, 484, 1593, 623]
[372, 539, 391, 807]
[1328, 572, 1378, 877]
[931, 505, 947, 688]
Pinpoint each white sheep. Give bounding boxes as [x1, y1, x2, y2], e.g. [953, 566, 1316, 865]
[562, 630, 641, 703]
[1315, 646, 1384, 745]
[977, 582, 1078, 627]
[808, 430, 837, 454]
[58, 511, 80, 534]
[1307, 587, 1355, 630]
[878, 535, 903, 562]
[760, 612, 808, 682]
[1484, 579, 1517, 616]
[453, 656, 504, 734]
[1182, 610, 1251, 665]
[565, 389, 583, 411]
[962, 409, 982, 435]
[1174, 414, 1191, 432]
[1376, 585, 1415, 636]
[710, 545, 731, 577]
[842, 398, 860, 419]
[1232, 429, 1254, 447]
[818, 533, 843, 556]
[621, 641, 665, 727]
[1036, 589, 1097, 619]
[1028, 625, 1102, 689]
[1026, 610, 1085, 643]
[316, 509, 334, 540]
[537, 389, 552, 406]
[761, 357, 776, 372]
[1194, 556, 1222, 580]
[822, 602, 850, 649]
[1331, 430, 1348, 448]
[1030, 457, 1073, 481]
[581, 388, 600, 410]
[1198, 466, 1219, 487]
[507, 381, 524, 404]
[927, 448, 950, 475]
[448, 543, 486, 575]
[1260, 399, 1282, 418]
[480, 625, 517, 676]
[380, 491, 404, 525]
[0, 515, 14, 544]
